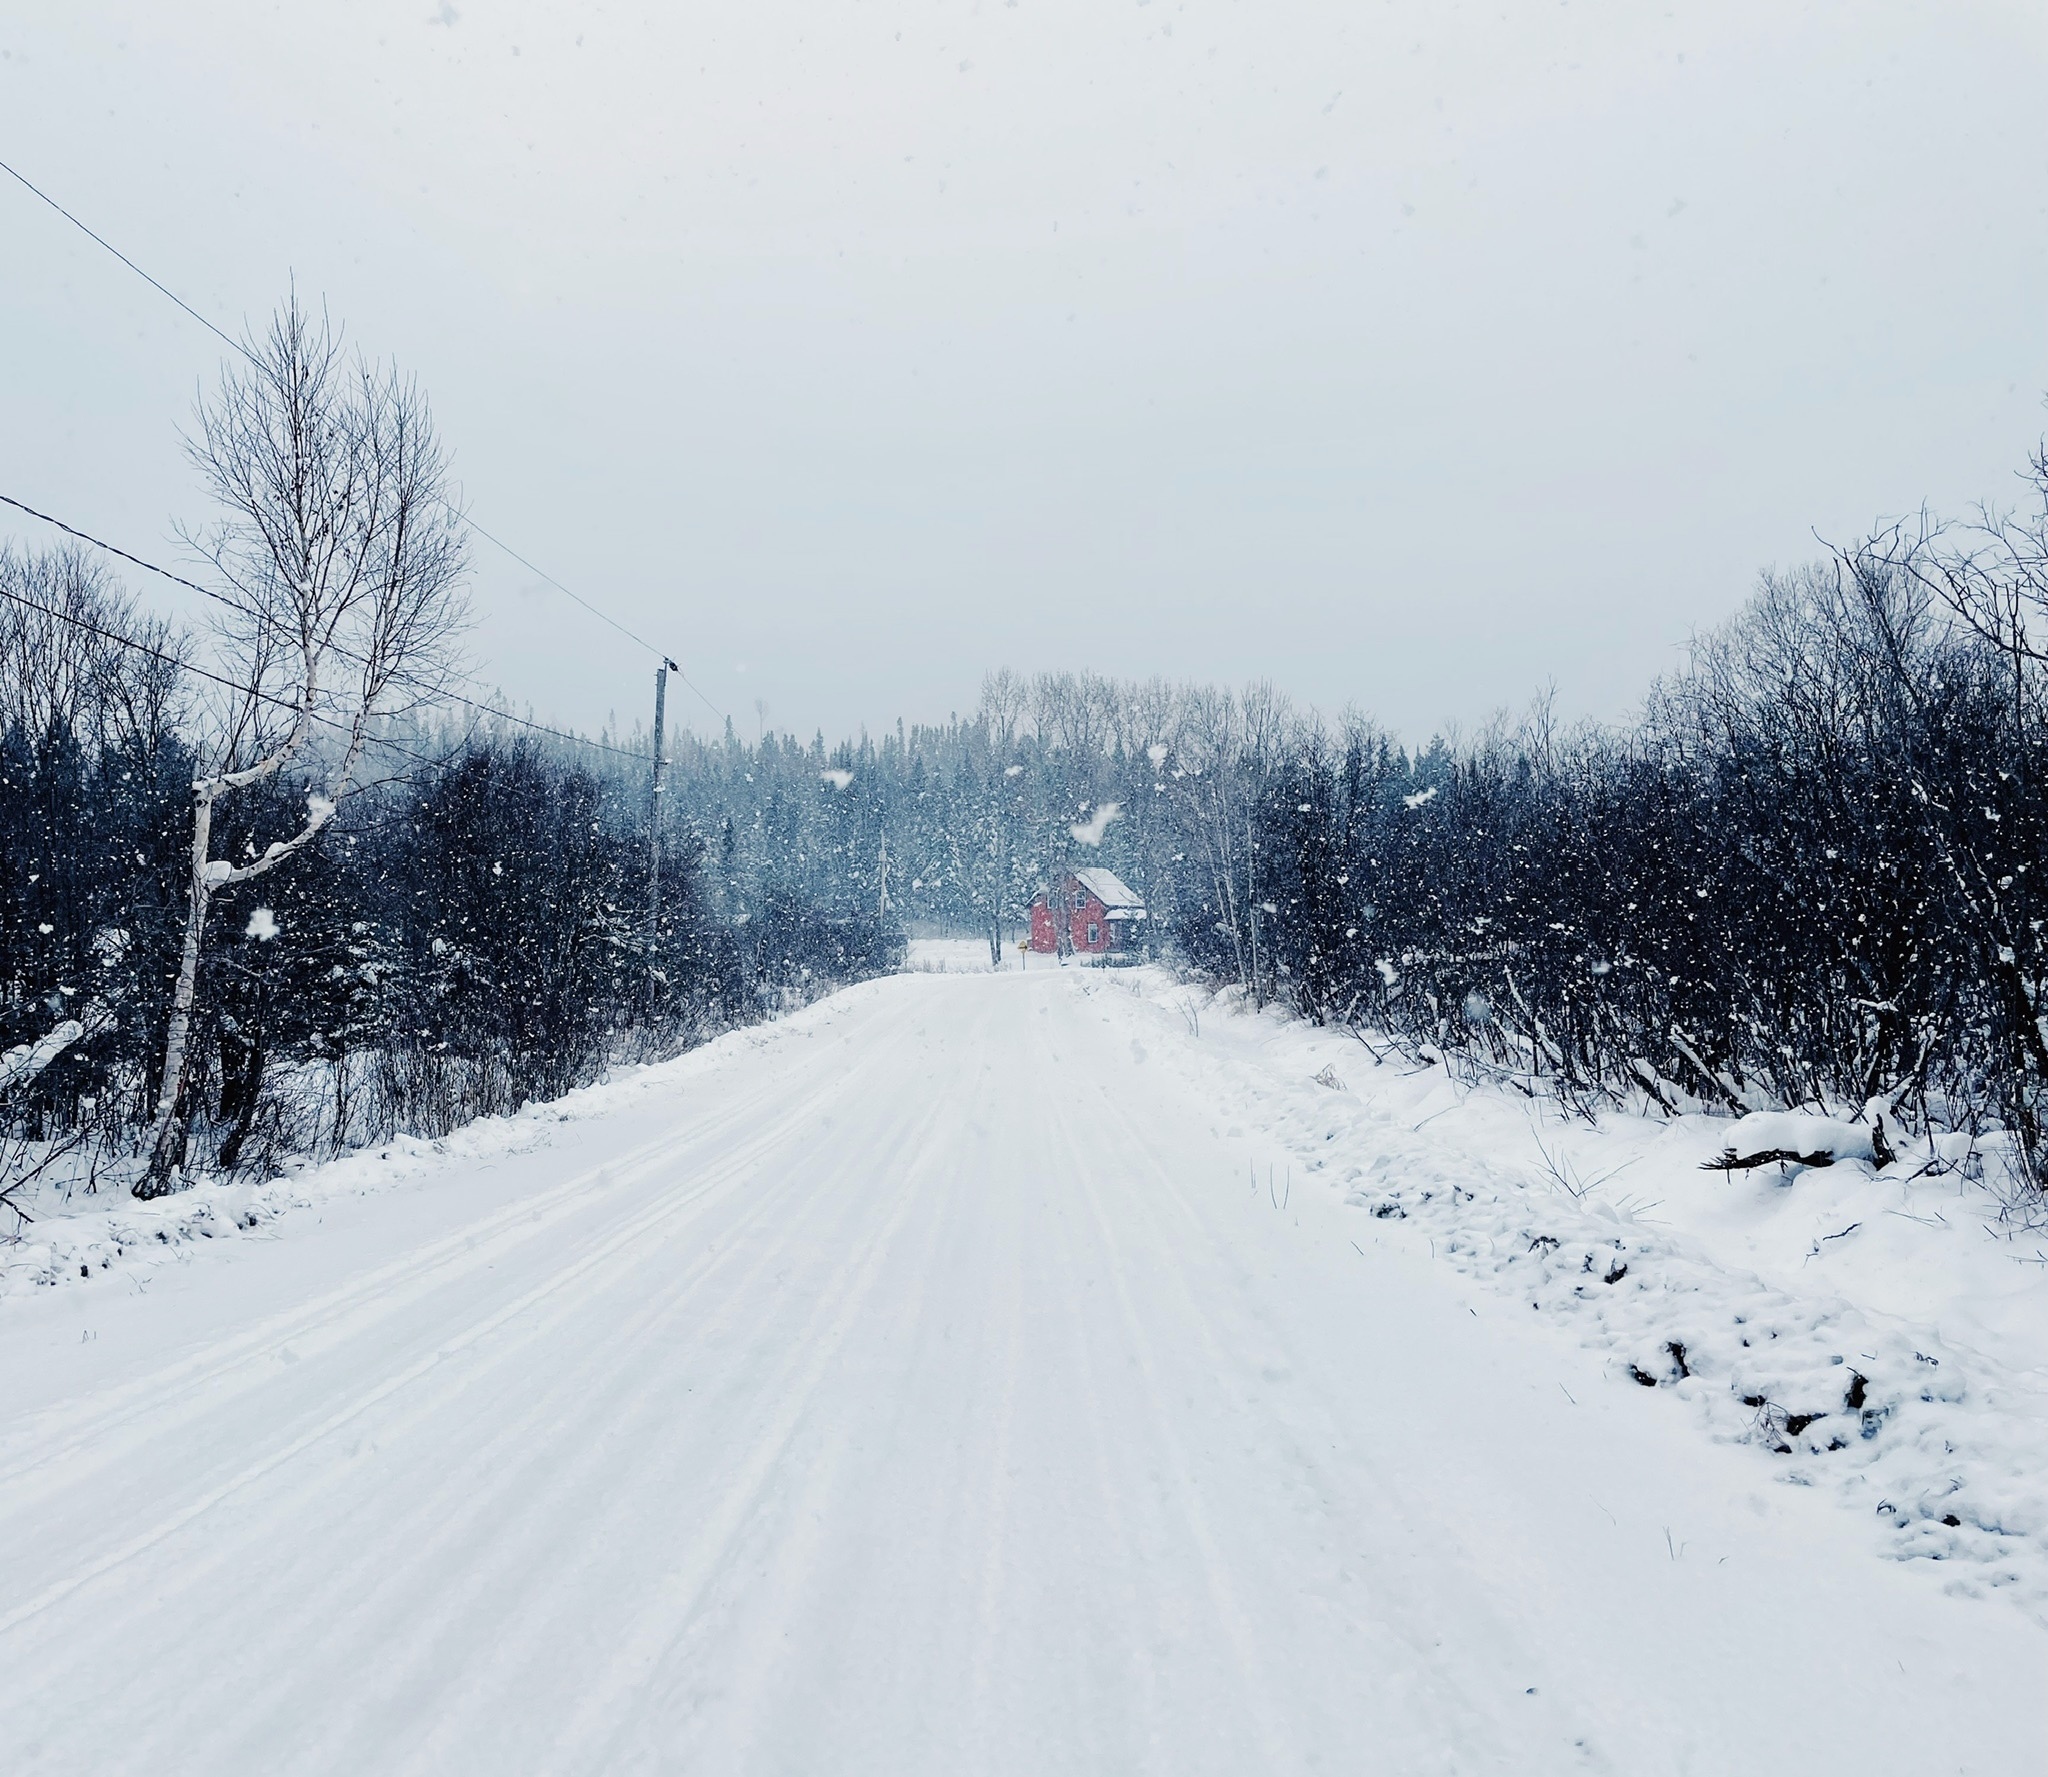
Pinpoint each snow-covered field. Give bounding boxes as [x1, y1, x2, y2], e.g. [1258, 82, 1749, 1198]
[903, 934, 1108, 973]
[0, 967, 2041, 1773]
[904, 934, 1005, 972]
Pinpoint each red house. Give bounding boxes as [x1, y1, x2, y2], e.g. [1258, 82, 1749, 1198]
[1028, 868, 1147, 957]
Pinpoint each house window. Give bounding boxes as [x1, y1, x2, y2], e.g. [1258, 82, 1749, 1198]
[1087, 922, 1101, 946]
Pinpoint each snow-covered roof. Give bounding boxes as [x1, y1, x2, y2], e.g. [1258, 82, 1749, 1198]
[1072, 866, 1144, 911]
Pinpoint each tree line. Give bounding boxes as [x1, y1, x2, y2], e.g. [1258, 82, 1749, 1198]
[1212, 486, 2048, 1191]
[0, 551, 908, 1211]
[8, 291, 2048, 1207]
[641, 467, 2048, 1191]
[0, 301, 901, 1212]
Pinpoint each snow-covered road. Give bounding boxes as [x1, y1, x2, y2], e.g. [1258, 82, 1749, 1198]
[1, 970, 2040, 1773]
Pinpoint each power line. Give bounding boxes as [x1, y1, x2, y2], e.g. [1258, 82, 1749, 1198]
[461, 506, 724, 724]
[0, 156, 250, 365]
[1, 491, 226, 614]
[0, 578, 265, 706]
[0, 489, 652, 763]
[460, 510, 658, 655]
[0, 487, 633, 756]
[0, 573, 637, 798]
[0, 150, 727, 726]
[0, 578, 451, 784]
[0, 572, 661, 818]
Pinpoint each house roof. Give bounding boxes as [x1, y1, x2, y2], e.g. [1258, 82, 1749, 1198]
[1072, 866, 1144, 911]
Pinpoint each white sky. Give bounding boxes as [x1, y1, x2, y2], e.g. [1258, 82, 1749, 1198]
[4, 2, 2047, 747]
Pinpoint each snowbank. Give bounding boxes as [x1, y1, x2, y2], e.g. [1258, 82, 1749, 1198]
[1701, 1110, 1882, 1170]
[1110, 970, 2048, 1621]
[0, 986, 896, 1302]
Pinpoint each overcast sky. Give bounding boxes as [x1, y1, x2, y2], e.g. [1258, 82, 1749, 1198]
[4, 2, 2047, 747]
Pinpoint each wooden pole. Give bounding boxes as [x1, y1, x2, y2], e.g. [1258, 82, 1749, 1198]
[648, 661, 672, 974]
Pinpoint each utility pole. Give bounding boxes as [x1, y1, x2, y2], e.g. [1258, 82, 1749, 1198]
[648, 659, 676, 977]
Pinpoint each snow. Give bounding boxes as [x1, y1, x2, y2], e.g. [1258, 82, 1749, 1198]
[0, 1020, 85, 1096]
[903, 936, 1007, 973]
[1067, 800, 1121, 846]
[1113, 970, 2048, 1617]
[1070, 864, 1144, 911]
[0, 969, 2039, 1771]
[1704, 1109, 1881, 1168]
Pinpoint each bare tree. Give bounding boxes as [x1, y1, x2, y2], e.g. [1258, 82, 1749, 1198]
[977, 668, 1027, 752]
[0, 544, 185, 756]
[1899, 448, 2048, 682]
[139, 296, 469, 1195]
[0, 1012, 117, 1228]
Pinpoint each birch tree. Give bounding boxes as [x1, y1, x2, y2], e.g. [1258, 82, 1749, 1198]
[139, 297, 468, 1195]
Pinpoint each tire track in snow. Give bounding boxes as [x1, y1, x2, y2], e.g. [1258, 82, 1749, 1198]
[658, 992, 1010, 1774]
[0, 999, 894, 1500]
[0, 995, 928, 1650]
[378, 1062, 961, 1774]
[1050, 1064, 1295, 1770]
[159, 1105, 877, 1774]
[557, 1072, 968, 1772]
[963, 1179, 1026, 1748]
[1081, 1050, 1614, 1773]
